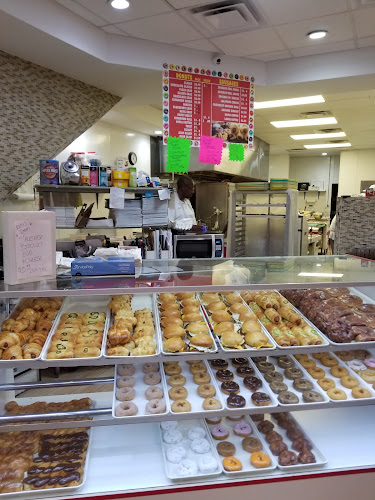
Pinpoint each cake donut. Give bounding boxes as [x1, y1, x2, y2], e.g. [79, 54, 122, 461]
[116, 387, 136, 401]
[169, 386, 188, 400]
[197, 384, 216, 398]
[144, 372, 161, 385]
[171, 400, 191, 413]
[347, 360, 366, 372]
[143, 363, 159, 373]
[146, 399, 166, 414]
[115, 401, 138, 417]
[117, 376, 135, 388]
[118, 364, 136, 376]
[202, 397, 222, 410]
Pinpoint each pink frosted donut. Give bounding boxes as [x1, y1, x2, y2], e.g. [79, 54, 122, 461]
[233, 422, 252, 437]
[211, 424, 229, 440]
[364, 358, 375, 369]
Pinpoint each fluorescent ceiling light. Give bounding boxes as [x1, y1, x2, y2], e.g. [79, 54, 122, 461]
[298, 272, 343, 278]
[110, 0, 129, 9]
[308, 30, 327, 40]
[127, 133, 135, 137]
[304, 142, 351, 149]
[155, 130, 162, 134]
[271, 117, 337, 128]
[291, 132, 346, 140]
[322, 152, 328, 156]
[255, 95, 324, 109]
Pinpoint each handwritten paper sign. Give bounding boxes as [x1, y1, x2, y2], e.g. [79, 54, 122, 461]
[3, 211, 56, 285]
[198, 136, 223, 165]
[166, 136, 191, 173]
[229, 143, 245, 162]
[110, 187, 125, 209]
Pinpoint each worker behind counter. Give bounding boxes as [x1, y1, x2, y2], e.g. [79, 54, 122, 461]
[168, 175, 206, 233]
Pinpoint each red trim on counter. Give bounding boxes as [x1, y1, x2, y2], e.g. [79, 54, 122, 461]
[62, 467, 375, 500]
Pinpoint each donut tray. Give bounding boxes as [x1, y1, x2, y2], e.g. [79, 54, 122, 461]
[0, 297, 65, 366]
[163, 360, 225, 416]
[156, 295, 217, 356]
[41, 296, 110, 363]
[159, 418, 223, 481]
[251, 356, 329, 408]
[205, 415, 276, 476]
[338, 348, 375, 390]
[104, 294, 160, 359]
[198, 293, 276, 353]
[292, 353, 375, 403]
[208, 358, 278, 412]
[112, 362, 170, 420]
[251, 413, 327, 471]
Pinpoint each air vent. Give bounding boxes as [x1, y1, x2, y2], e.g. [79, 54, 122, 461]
[288, 148, 305, 152]
[328, 140, 348, 144]
[300, 111, 333, 119]
[180, 1, 263, 36]
[318, 128, 344, 133]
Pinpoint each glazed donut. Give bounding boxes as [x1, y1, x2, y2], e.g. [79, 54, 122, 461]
[202, 397, 222, 410]
[251, 392, 271, 406]
[278, 450, 298, 466]
[277, 356, 295, 369]
[295, 354, 309, 361]
[347, 360, 366, 372]
[269, 440, 287, 456]
[168, 374, 186, 387]
[265, 430, 282, 443]
[145, 386, 164, 400]
[243, 437, 262, 453]
[340, 376, 359, 389]
[190, 364, 207, 375]
[330, 366, 348, 378]
[117, 376, 135, 388]
[115, 401, 138, 417]
[285, 367, 303, 380]
[312, 352, 328, 360]
[360, 370, 375, 383]
[298, 450, 316, 464]
[217, 441, 235, 457]
[193, 372, 211, 385]
[146, 399, 166, 414]
[292, 436, 312, 452]
[352, 387, 371, 398]
[116, 387, 136, 401]
[318, 378, 336, 391]
[336, 351, 355, 362]
[118, 364, 136, 376]
[286, 426, 303, 440]
[143, 363, 159, 373]
[264, 371, 283, 383]
[257, 420, 274, 434]
[222, 456, 242, 471]
[293, 378, 313, 392]
[144, 372, 161, 385]
[327, 388, 347, 400]
[302, 390, 324, 403]
[270, 381, 288, 394]
[197, 383, 216, 398]
[250, 451, 271, 468]
[299, 359, 316, 370]
[171, 399, 191, 413]
[164, 364, 182, 376]
[307, 367, 325, 379]
[321, 356, 338, 367]
[278, 391, 299, 404]
[169, 386, 188, 400]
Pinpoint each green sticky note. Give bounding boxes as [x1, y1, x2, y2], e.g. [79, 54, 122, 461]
[166, 137, 191, 173]
[229, 143, 245, 162]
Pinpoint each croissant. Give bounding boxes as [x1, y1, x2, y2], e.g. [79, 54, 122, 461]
[32, 298, 53, 311]
[2, 345, 22, 360]
[132, 328, 153, 340]
[1, 319, 15, 332]
[107, 346, 130, 356]
[35, 318, 53, 331]
[40, 308, 58, 320]
[114, 318, 134, 331]
[11, 319, 30, 333]
[22, 343, 42, 359]
[30, 331, 49, 346]
[0, 332, 22, 350]
[107, 327, 131, 346]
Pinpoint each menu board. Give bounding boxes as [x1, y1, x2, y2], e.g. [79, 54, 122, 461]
[162, 63, 255, 149]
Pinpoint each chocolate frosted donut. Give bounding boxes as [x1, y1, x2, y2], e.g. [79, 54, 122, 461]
[251, 391, 271, 406]
[265, 430, 282, 443]
[278, 391, 299, 404]
[257, 420, 274, 433]
[277, 356, 295, 369]
[264, 371, 283, 383]
[242, 437, 262, 453]
[285, 367, 303, 380]
[221, 381, 240, 395]
[292, 437, 312, 452]
[243, 376, 262, 392]
[293, 378, 313, 392]
[216, 369, 234, 382]
[251, 413, 264, 422]
[227, 394, 246, 408]
[253, 356, 267, 364]
[279, 450, 298, 466]
[270, 381, 288, 394]
[217, 441, 236, 457]
[270, 440, 288, 456]
[302, 390, 324, 403]
[232, 358, 249, 367]
[257, 361, 275, 373]
[236, 366, 254, 378]
[298, 449, 316, 464]
[211, 359, 229, 370]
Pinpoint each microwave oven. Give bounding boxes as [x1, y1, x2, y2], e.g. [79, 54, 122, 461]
[173, 234, 224, 259]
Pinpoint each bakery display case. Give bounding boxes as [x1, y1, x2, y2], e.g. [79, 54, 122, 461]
[0, 255, 374, 499]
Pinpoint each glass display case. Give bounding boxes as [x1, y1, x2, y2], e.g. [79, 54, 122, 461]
[0, 256, 374, 499]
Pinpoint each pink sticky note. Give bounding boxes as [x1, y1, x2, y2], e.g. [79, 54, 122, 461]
[198, 136, 223, 165]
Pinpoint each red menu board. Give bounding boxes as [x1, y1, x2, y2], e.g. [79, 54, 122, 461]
[162, 63, 255, 149]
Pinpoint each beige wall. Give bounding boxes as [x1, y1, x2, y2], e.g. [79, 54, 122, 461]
[339, 150, 375, 196]
[269, 154, 290, 180]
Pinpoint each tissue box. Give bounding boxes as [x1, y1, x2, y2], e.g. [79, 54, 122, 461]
[71, 256, 135, 276]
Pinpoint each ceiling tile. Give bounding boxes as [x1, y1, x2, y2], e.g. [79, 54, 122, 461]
[291, 40, 356, 57]
[178, 38, 219, 52]
[276, 13, 353, 49]
[353, 7, 375, 38]
[251, 50, 291, 61]
[101, 25, 127, 35]
[357, 35, 375, 48]
[74, 0, 172, 24]
[55, 0, 107, 26]
[117, 12, 203, 43]
[253, 0, 348, 25]
[165, 0, 217, 8]
[210, 27, 283, 57]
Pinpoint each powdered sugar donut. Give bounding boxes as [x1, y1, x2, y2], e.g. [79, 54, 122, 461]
[188, 427, 206, 441]
[161, 421, 178, 431]
[166, 445, 186, 464]
[177, 459, 198, 476]
[190, 438, 211, 454]
[163, 429, 183, 444]
[198, 454, 218, 473]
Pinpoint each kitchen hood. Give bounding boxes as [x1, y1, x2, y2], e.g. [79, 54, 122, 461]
[151, 136, 269, 182]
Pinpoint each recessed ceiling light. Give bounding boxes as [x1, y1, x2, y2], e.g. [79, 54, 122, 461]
[271, 117, 337, 128]
[291, 132, 346, 140]
[304, 142, 351, 149]
[127, 133, 135, 137]
[255, 95, 324, 109]
[322, 152, 328, 156]
[110, 0, 129, 9]
[307, 30, 327, 40]
[155, 130, 162, 134]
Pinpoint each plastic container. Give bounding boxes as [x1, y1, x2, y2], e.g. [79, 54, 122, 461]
[88, 152, 100, 167]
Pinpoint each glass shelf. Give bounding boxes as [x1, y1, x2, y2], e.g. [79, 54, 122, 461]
[0, 255, 375, 298]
